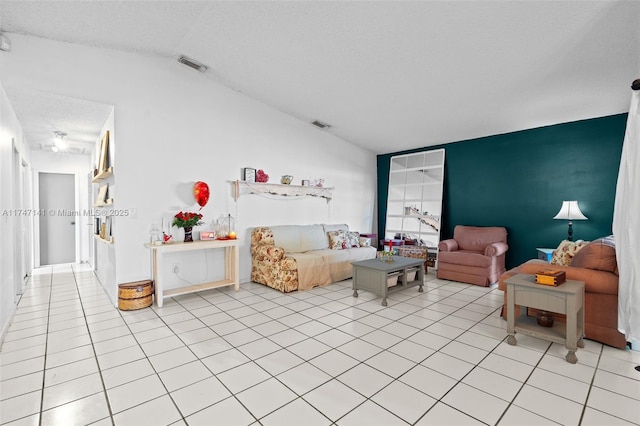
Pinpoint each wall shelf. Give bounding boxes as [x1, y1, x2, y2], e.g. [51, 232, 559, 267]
[232, 180, 334, 203]
[94, 198, 114, 208]
[95, 234, 114, 244]
[92, 167, 113, 183]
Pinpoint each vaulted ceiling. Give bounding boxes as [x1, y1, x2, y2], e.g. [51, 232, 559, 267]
[1, 0, 639, 155]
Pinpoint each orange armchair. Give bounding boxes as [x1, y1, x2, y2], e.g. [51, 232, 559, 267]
[437, 225, 508, 286]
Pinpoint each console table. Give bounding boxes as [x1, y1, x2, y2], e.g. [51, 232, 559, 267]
[146, 239, 239, 307]
[505, 273, 584, 364]
[352, 257, 424, 306]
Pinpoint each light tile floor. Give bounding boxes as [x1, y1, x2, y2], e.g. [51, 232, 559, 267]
[1, 264, 639, 425]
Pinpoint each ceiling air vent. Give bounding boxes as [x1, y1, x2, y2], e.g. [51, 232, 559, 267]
[311, 120, 331, 129]
[177, 55, 208, 73]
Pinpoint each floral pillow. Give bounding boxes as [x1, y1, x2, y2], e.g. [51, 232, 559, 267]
[328, 230, 360, 249]
[347, 231, 360, 248]
[550, 240, 589, 266]
[359, 236, 372, 247]
[328, 230, 349, 249]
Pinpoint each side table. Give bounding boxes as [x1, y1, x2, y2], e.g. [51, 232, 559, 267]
[146, 239, 239, 307]
[536, 248, 554, 262]
[505, 273, 585, 364]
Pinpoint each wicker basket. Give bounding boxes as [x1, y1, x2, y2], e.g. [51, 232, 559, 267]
[118, 280, 153, 310]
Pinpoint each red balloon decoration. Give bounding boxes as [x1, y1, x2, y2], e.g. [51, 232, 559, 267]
[193, 181, 210, 210]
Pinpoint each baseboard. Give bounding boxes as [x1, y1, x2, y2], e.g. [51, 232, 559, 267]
[0, 304, 18, 349]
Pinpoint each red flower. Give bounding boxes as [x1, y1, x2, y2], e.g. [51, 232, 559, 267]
[172, 211, 204, 228]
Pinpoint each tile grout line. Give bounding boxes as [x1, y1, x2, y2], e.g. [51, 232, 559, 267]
[68, 264, 115, 426]
[6, 267, 634, 425]
[37, 266, 53, 426]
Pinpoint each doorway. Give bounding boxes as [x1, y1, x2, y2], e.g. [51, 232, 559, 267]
[39, 172, 76, 265]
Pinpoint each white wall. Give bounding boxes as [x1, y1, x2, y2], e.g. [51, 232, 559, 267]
[0, 82, 32, 339]
[0, 34, 377, 305]
[91, 109, 116, 300]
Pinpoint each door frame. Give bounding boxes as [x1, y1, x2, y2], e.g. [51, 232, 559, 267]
[34, 171, 81, 266]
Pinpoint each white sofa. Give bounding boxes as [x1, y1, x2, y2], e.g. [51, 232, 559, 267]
[251, 224, 376, 292]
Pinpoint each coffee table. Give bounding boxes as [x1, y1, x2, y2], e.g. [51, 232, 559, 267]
[352, 256, 424, 306]
[505, 273, 585, 364]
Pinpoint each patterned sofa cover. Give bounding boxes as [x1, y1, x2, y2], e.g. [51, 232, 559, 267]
[251, 224, 377, 292]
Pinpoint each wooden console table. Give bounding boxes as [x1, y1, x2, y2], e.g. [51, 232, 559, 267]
[146, 239, 239, 307]
[505, 273, 584, 364]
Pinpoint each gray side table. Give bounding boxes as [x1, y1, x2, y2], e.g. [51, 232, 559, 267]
[352, 256, 424, 306]
[505, 273, 585, 364]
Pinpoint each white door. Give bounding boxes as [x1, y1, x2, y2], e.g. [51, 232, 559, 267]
[39, 172, 75, 265]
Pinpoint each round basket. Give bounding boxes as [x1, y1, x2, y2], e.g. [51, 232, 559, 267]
[118, 280, 153, 310]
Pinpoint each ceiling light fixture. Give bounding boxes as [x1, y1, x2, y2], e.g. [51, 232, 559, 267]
[53, 131, 67, 152]
[177, 55, 208, 73]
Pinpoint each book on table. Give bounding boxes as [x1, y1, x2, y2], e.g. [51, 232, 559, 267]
[535, 268, 566, 286]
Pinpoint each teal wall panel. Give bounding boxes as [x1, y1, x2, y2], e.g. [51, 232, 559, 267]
[377, 114, 627, 269]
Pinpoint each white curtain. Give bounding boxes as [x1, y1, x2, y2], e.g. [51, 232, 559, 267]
[612, 86, 640, 345]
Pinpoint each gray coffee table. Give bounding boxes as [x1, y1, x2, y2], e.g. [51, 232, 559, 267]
[352, 257, 424, 306]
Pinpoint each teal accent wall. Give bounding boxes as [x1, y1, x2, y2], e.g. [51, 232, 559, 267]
[377, 114, 627, 269]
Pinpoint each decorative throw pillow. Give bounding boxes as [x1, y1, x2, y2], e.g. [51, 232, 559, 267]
[327, 230, 349, 250]
[359, 236, 372, 247]
[347, 231, 360, 248]
[550, 240, 589, 266]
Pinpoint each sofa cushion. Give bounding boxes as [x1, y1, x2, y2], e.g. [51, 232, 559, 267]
[550, 240, 589, 266]
[323, 224, 349, 233]
[570, 236, 617, 275]
[438, 250, 493, 268]
[271, 225, 327, 253]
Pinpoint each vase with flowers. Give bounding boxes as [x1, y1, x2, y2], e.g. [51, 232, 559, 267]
[172, 211, 204, 242]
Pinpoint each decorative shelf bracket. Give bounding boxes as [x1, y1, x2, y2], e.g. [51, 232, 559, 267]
[232, 180, 334, 203]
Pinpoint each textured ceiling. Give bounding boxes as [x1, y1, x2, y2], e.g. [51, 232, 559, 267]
[3, 87, 113, 155]
[1, 0, 639, 154]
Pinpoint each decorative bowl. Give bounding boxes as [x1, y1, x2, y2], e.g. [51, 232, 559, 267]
[536, 310, 554, 327]
[281, 175, 293, 184]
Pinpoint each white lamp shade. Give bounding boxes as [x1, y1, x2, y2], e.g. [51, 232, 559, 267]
[553, 201, 588, 220]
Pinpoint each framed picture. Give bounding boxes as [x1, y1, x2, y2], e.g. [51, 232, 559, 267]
[301, 179, 310, 186]
[243, 167, 256, 182]
[95, 184, 108, 206]
[98, 130, 110, 173]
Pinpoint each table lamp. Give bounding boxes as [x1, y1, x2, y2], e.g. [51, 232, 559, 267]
[553, 201, 587, 241]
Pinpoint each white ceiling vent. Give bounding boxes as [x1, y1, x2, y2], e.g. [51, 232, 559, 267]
[177, 55, 208, 73]
[311, 120, 331, 129]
